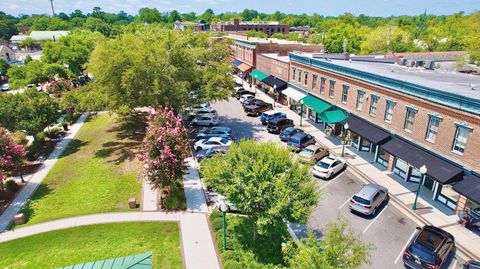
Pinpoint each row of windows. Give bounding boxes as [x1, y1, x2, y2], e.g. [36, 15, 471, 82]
[290, 68, 474, 156]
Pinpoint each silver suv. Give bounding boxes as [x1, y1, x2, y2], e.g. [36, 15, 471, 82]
[349, 184, 388, 216]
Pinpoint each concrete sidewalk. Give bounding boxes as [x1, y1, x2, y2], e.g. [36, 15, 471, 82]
[0, 112, 89, 232]
[183, 157, 208, 213]
[237, 76, 480, 260]
[0, 212, 221, 269]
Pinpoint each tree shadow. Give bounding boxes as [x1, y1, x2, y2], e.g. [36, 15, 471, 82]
[58, 139, 89, 159]
[10, 182, 52, 229]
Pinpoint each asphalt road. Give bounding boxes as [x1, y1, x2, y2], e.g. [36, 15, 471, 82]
[210, 97, 464, 269]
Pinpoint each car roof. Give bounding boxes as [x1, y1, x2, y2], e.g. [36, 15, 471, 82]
[355, 184, 384, 200]
[262, 110, 282, 116]
[305, 145, 321, 151]
[208, 137, 225, 142]
[291, 132, 308, 139]
[319, 156, 337, 164]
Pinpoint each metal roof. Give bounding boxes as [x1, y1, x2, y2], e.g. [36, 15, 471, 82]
[57, 252, 152, 269]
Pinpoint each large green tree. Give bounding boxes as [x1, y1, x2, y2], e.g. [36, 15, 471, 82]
[7, 60, 72, 89]
[0, 59, 9, 75]
[42, 30, 104, 74]
[201, 140, 319, 237]
[86, 27, 234, 111]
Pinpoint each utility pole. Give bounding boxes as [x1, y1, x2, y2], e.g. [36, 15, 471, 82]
[49, 0, 56, 16]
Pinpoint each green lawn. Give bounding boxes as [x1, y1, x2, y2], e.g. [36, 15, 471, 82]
[18, 114, 144, 227]
[0, 222, 182, 269]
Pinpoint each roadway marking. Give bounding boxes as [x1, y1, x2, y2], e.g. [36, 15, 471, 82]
[394, 229, 418, 264]
[339, 198, 351, 209]
[318, 170, 345, 191]
[362, 204, 389, 234]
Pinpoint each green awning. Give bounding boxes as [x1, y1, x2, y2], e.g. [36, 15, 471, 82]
[320, 109, 349, 124]
[299, 95, 332, 114]
[249, 69, 270, 81]
[57, 252, 153, 269]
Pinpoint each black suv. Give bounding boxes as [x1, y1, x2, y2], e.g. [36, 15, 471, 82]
[267, 118, 294, 134]
[244, 100, 273, 116]
[403, 225, 455, 269]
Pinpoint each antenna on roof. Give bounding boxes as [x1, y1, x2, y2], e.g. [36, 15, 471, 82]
[49, 0, 56, 16]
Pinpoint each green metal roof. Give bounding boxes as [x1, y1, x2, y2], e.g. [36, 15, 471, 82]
[249, 69, 270, 81]
[57, 252, 152, 269]
[320, 109, 348, 124]
[299, 95, 332, 114]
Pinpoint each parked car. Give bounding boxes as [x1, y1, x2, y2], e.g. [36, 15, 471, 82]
[236, 90, 255, 100]
[403, 225, 455, 269]
[261, 111, 287, 125]
[194, 137, 232, 151]
[201, 126, 232, 135]
[311, 156, 346, 179]
[288, 133, 315, 152]
[240, 94, 255, 104]
[234, 86, 244, 93]
[191, 101, 210, 110]
[196, 107, 218, 117]
[267, 118, 294, 134]
[0, 83, 9, 91]
[298, 145, 328, 163]
[215, 195, 239, 212]
[244, 100, 273, 116]
[349, 184, 388, 216]
[195, 132, 231, 142]
[243, 98, 261, 108]
[196, 146, 229, 162]
[462, 260, 480, 269]
[191, 115, 219, 126]
[279, 127, 303, 141]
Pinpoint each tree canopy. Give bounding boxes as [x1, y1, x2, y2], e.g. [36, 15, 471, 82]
[201, 140, 319, 235]
[86, 27, 234, 111]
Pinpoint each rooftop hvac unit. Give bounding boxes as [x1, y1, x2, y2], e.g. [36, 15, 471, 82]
[415, 60, 424, 67]
[424, 60, 435, 70]
[398, 58, 408, 66]
[406, 60, 414, 67]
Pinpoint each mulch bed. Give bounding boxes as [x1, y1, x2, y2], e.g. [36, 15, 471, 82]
[0, 182, 26, 215]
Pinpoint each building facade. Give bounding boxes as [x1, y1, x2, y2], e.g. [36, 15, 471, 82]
[287, 52, 480, 212]
[212, 19, 289, 36]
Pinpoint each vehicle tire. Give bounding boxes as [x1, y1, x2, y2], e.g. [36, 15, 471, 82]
[372, 207, 377, 216]
[196, 147, 202, 151]
[328, 172, 333, 179]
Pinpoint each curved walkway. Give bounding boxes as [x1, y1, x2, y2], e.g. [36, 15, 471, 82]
[0, 211, 220, 269]
[0, 113, 89, 232]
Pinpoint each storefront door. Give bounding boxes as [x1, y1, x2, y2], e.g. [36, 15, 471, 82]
[394, 158, 409, 180]
[360, 138, 372, 152]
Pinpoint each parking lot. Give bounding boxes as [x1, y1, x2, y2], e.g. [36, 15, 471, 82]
[208, 97, 464, 269]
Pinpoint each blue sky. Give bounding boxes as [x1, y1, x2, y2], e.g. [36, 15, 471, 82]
[1, 0, 479, 16]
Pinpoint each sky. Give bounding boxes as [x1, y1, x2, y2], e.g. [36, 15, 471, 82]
[1, 0, 479, 17]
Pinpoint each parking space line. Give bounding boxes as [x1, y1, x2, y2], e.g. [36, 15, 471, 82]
[394, 230, 417, 264]
[319, 170, 345, 191]
[339, 198, 351, 209]
[362, 205, 389, 234]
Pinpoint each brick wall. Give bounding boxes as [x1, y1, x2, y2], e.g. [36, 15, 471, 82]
[256, 54, 290, 81]
[290, 61, 480, 173]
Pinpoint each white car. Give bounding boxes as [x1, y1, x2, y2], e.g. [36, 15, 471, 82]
[240, 94, 255, 104]
[311, 156, 346, 179]
[0, 83, 10, 91]
[194, 137, 232, 151]
[196, 107, 218, 117]
[191, 115, 219, 126]
[215, 195, 239, 212]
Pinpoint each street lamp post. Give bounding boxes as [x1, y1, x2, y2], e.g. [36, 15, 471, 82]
[273, 85, 277, 107]
[219, 201, 229, 251]
[412, 165, 427, 210]
[341, 122, 349, 157]
[299, 100, 304, 126]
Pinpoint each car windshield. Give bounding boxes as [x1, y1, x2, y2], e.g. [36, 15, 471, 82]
[316, 161, 331, 169]
[302, 148, 314, 155]
[352, 195, 370, 205]
[220, 138, 229, 144]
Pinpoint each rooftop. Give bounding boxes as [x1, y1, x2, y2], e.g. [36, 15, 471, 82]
[230, 35, 312, 46]
[260, 53, 290, 63]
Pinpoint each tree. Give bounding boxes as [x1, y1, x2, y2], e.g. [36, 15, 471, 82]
[86, 27, 234, 111]
[42, 30, 104, 74]
[0, 127, 26, 191]
[7, 60, 72, 89]
[138, 107, 189, 195]
[83, 17, 111, 36]
[168, 10, 181, 23]
[0, 58, 9, 74]
[360, 26, 411, 54]
[138, 8, 163, 24]
[201, 140, 319, 237]
[19, 37, 36, 50]
[200, 9, 215, 23]
[287, 218, 372, 269]
[0, 89, 60, 135]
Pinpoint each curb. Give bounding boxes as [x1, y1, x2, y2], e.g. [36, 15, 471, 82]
[344, 157, 479, 261]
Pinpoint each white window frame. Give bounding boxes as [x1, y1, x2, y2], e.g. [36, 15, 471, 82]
[452, 124, 472, 155]
[312, 74, 318, 89]
[356, 90, 365, 110]
[328, 80, 335, 98]
[425, 116, 441, 143]
[384, 100, 395, 123]
[342, 84, 349, 103]
[292, 67, 296, 81]
[320, 77, 326, 94]
[369, 95, 379, 116]
[404, 108, 416, 132]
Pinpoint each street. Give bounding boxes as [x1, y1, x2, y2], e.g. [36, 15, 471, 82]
[210, 97, 464, 269]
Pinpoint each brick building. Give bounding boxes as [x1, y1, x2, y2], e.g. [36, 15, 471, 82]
[285, 52, 480, 213]
[212, 19, 289, 36]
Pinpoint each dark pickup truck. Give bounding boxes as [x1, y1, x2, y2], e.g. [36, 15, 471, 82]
[244, 100, 273, 116]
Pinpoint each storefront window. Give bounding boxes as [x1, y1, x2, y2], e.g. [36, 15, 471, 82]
[360, 138, 371, 151]
[376, 148, 389, 167]
[437, 184, 459, 210]
[350, 132, 360, 149]
[394, 158, 409, 179]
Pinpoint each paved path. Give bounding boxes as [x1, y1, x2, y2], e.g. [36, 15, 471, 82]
[0, 113, 89, 232]
[183, 157, 208, 213]
[142, 178, 158, 211]
[0, 212, 221, 269]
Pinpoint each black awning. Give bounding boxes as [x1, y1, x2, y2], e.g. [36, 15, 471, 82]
[262, 76, 287, 91]
[341, 116, 391, 145]
[381, 137, 464, 184]
[453, 174, 480, 204]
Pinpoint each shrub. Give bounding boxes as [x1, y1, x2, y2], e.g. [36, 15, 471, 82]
[5, 180, 19, 192]
[35, 131, 46, 141]
[12, 131, 28, 145]
[223, 259, 243, 269]
[211, 215, 223, 231]
[163, 195, 180, 210]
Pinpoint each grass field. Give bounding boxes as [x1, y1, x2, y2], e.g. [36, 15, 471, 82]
[17, 113, 145, 227]
[0, 222, 182, 269]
